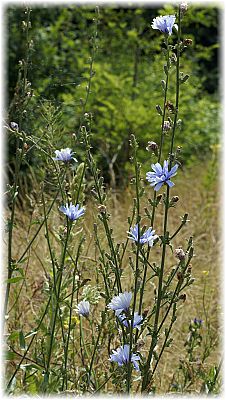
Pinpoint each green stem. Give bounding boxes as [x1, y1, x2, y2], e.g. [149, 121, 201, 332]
[127, 137, 141, 394]
[142, 10, 182, 392]
[43, 220, 71, 391]
[62, 238, 84, 391]
[6, 295, 52, 390]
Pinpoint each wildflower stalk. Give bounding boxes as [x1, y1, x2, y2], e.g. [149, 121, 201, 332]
[141, 8, 182, 392]
[137, 36, 170, 323]
[127, 135, 141, 393]
[83, 129, 122, 293]
[62, 238, 84, 391]
[87, 322, 103, 388]
[43, 220, 71, 390]
[4, 142, 25, 320]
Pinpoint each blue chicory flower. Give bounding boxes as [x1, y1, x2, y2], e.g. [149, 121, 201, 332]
[128, 224, 158, 247]
[108, 292, 132, 316]
[54, 148, 77, 162]
[193, 318, 203, 325]
[146, 160, 178, 191]
[77, 300, 90, 317]
[151, 15, 177, 35]
[59, 203, 85, 221]
[118, 312, 143, 330]
[109, 344, 140, 371]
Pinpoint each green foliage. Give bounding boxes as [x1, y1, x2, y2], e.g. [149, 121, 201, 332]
[6, 5, 220, 188]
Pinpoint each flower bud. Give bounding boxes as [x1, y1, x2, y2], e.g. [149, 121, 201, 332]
[156, 104, 163, 115]
[146, 141, 158, 152]
[171, 195, 179, 203]
[177, 271, 183, 282]
[165, 101, 176, 114]
[170, 53, 177, 65]
[179, 293, 186, 302]
[163, 121, 171, 132]
[180, 2, 188, 13]
[23, 143, 29, 151]
[98, 204, 106, 214]
[187, 264, 192, 274]
[156, 194, 162, 204]
[175, 248, 186, 260]
[183, 38, 193, 46]
[10, 121, 19, 130]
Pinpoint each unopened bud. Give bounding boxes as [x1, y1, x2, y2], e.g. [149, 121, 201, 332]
[177, 271, 183, 282]
[171, 195, 179, 204]
[98, 204, 106, 214]
[183, 38, 193, 46]
[136, 339, 145, 351]
[176, 146, 182, 153]
[156, 194, 162, 204]
[23, 143, 29, 151]
[175, 248, 186, 260]
[187, 264, 192, 274]
[179, 293, 186, 302]
[165, 101, 175, 114]
[10, 121, 19, 130]
[146, 141, 158, 152]
[180, 2, 188, 13]
[163, 121, 171, 132]
[156, 104, 163, 115]
[170, 53, 177, 65]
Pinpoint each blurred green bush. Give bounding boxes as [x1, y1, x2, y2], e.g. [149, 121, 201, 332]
[6, 5, 220, 187]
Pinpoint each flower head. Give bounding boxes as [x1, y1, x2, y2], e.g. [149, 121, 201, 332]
[128, 224, 158, 247]
[54, 148, 77, 162]
[118, 312, 143, 330]
[108, 292, 132, 316]
[193, 318, 203, 326]
[10, 121, 19, 130]
[146, 160, 178, 191]
[77, 300, 90, 317]
[109, 344, 140, 371]
[151, 15, 176, 35]
[59, 203, 85, 221]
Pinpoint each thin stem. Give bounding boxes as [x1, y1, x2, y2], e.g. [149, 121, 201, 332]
[62, 238, 84, 391]
[127, 137, 140, 394]
[6, 295, 52, 390]
[142, 9, 182, 392]
[43, 220, 71, 391]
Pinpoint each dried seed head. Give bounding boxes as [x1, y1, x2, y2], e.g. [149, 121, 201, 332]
[175, 248, 186, 260]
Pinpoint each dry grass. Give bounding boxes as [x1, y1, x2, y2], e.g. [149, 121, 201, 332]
[6, 161, 221, 393]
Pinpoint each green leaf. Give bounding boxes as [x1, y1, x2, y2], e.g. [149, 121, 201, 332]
[19, 331, 26, 350]
[5, 276, 24, 284]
